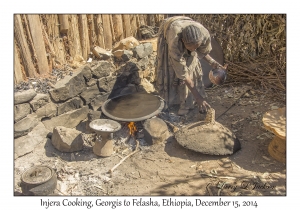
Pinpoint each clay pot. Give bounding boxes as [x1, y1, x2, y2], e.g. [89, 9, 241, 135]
[20, 165, 57, 196]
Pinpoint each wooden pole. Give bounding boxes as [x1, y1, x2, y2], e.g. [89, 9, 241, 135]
[87, 14, 96, 48]
[69, 14, 83, 59]
[27, 14, 49, 75]
[78, 14, 90, 60]
[102, 14, 112, 50]
[122, 14, 131, 38]
[46, 14, 66, 66]
[109, 15, 116, 44]
[139, 14, 146, 26]
[130, 15, 138, 38]
[58, 14, 69, 34]
[95, 15, 105, 48]
[14, 42, 24, 83]
[148, 15, 156, 26]
[112, 14, 124, 42]
[14, 14, 36, 78]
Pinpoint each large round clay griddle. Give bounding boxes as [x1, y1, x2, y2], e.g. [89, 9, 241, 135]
[175, 109, 241, 155]
[101, 92, 165, 122]
[200, 36, 224, 88]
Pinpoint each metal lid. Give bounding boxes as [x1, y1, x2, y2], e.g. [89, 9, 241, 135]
[21, 166, 53, 185]
[101, 92, 165, 122]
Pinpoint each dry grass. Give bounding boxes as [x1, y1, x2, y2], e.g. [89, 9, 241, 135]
[188, 14, 286, 95]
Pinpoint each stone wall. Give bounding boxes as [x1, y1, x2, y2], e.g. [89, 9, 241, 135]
[14, 37, 158, 159]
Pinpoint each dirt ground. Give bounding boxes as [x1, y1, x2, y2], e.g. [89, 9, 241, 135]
[14, 83, 286, 196]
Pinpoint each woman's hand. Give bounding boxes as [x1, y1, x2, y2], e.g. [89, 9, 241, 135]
[195, 97, 211, 114]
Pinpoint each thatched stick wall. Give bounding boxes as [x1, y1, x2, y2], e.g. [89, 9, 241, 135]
[14, 14, 286, 93]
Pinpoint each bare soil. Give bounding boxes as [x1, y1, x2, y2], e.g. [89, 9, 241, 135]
[14, 83, 286, 196]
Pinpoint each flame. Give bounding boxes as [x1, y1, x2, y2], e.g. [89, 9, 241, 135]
[128, 122, 137, 136]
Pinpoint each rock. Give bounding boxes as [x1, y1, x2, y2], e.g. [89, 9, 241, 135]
[69, 55, 86, 69]
[120, 84, 137, 95]
[14, 113, 39, 138]
[119, 61, 139, 74]
[87, 110, 102, 121]
[133, 43, 153, 59]
[57, 97, 83, 116]
[51, 126, 84, 152]
[138, 78, 156, 93]
[143, 117, 169, 145]
[137, 56, 149, 70]
[91, 61, 115, 79]
[14, 89, 37, 105]
[98, 76, 117, 92]
[80, 65, 93, 81]
[35, 102, 57, 118]
[112, 36, 140, 52]
[29, 94, 49, 111]
[49, 68, 87, 102]
[90, 93, 109, 111]
[92, 46, 112, 60]
[42, 106, 89, 131]
[80, 84, 101, 104]
[86, 78, 97, 87]
[14, 103, 31, 122]
[14, 122, 50, 159]
[86, 110, 102, 132]
[113, 50, 133, 61]
[139, 37, 158, 52]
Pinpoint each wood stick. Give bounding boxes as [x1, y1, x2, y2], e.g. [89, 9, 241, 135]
[109, 138, 140, 175]
[27, 14, 49, 75]
[102, 14, 112, 50]
[130, 15, 137, 38]
[68, 15, 82, 59]
[163, 119, 179, 133]
[95, 15, 105, 48]
[216, 88, 250, 120]
[122, 14, 131, 38]
[58, 15, 69, 34]
[14, 42, 24, 83]
[112, 14, 124, 42]
[78, 15, 90, 61]
[87, 14, 96, 47]
[14, 14, 36, 78]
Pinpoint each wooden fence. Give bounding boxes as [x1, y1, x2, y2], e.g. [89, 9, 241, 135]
[14, 14, 286, 92]
[14, 14, 166, 84]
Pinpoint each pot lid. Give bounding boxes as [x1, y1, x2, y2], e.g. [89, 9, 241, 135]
[101, 92, 165, 122]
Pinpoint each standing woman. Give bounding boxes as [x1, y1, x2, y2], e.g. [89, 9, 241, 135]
[156, 16, 227, 115]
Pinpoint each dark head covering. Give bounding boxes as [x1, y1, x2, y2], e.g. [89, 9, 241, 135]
[182, 25, 202, 44]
